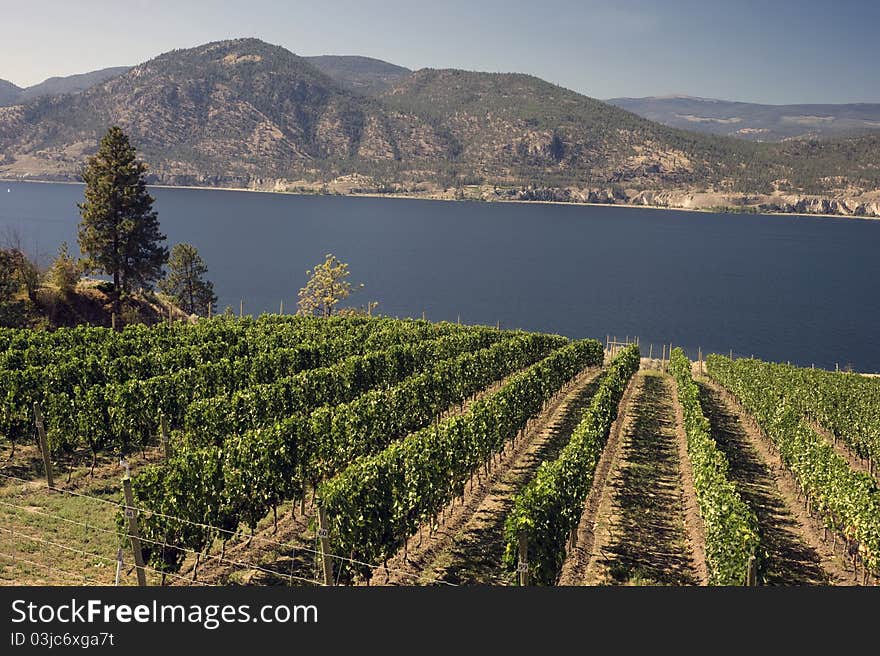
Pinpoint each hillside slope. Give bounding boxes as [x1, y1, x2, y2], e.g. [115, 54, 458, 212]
[380, 68, 768, 189]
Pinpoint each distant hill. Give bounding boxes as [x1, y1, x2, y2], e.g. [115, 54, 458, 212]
[0, 79, 22, 105]
[607, 95, 880, 141]
[305, 55, 410, 96]
[18, 66, 131, 102]
[0, 39, 878, 218]
[0, 67, 131, 106]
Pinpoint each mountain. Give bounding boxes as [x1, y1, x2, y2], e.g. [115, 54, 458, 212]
[0, 39, 878, 217]
[0, 79, 22, 105]
[607, 96, 880, 141]
[0, 43, 762, 189]
[304, 55, 410, 96]
[18, 66, 131, 102]
[0, 67, 131, 107]
[0, 39, 413, 183]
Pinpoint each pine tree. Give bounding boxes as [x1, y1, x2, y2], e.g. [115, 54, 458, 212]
[159, 243, 217, 315]
[77, 126, 168, 314]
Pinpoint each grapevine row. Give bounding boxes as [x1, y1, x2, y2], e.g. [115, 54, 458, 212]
[179, 328, 504, 443]
[707, 354, 880, 574]
[2, 315, 374, 438]
[502, 344, 639, 585]
[668, 348, 760, 585]
[6, 319, 483, 455]
[708, 359, 880, 468]
[126, 332, 567, 574]
[319, 339, 604, 581]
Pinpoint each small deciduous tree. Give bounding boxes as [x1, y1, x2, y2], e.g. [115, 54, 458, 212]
[78, 126, 168, 314]
[297, 253, 364, 317]
[48, 242, 80, 295]
[158, 243, 217, 315]
[0, 250, 19, 304]
[1, 248, 40, 302]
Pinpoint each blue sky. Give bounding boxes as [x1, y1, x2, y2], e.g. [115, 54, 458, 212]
[2, 0, 878, 103]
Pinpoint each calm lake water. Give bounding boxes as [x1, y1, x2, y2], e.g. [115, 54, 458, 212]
[2, 180, 879, 371]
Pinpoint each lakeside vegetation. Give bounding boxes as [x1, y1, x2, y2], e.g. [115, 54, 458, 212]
[0, 127, 217, 329]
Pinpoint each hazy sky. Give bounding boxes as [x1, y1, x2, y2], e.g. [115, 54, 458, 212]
[2, 0, 878, 103]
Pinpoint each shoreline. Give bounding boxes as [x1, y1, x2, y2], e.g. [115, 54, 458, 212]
[2, 177, 878, 222]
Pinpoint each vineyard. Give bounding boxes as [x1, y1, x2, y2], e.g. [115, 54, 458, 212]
[0, 316, 878, 586]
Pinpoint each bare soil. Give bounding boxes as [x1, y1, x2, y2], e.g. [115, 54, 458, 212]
[558, 374, 637, 584]
[578, 372, 701, 586]
[1, 441, 165, 490]
[13, 278, 192, 330]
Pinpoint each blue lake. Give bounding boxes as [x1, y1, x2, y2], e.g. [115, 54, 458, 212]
[2, 180, 879, 371]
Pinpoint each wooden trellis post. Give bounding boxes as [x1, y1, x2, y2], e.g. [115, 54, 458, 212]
[517, 532, 529, 586]
[122, 466, 148, 587]
[160, 414, 171, 459]
[34, 402, 54, 488]
[746, 555, 757, 586]
[317, 504, 334, 586]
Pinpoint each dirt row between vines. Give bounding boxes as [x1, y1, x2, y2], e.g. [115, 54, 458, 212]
[557, 371, 638, 584]
[697, 378, 855, 585]
[373, 367, 604, 585]
[186, 367, 552, 586]
[564, 372, 703, 585]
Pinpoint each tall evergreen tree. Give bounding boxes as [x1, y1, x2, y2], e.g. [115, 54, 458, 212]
[159, 243, 217, 315]
[78, 126, 167, 313]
